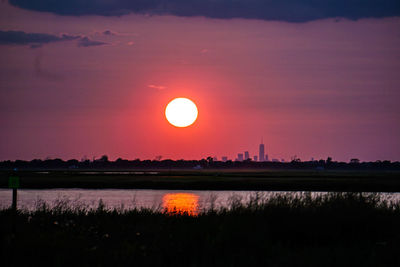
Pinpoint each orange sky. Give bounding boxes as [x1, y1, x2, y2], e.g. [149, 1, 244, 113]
[1, 2, 400, 162]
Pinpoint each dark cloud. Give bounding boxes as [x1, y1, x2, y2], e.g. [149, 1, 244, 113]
[78, 37, 107, 47]
[103, 30, 116, 36]
[0, 30, 107, 48]
[9, 0, 400, 22]
[29, 44, 43, 49]
[0, 30, 79, 48]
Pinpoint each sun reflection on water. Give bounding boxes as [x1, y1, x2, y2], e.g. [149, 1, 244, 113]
[162, 193, 199, 216]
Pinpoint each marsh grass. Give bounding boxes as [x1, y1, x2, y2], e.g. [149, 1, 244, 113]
[1, 192, 400, 266]
[2, 169, 400, 192]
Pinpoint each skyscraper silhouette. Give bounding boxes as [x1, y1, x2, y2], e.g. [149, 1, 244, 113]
[259, 139, 265, 162]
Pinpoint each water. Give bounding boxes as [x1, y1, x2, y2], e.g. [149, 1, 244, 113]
[1, 189, 400, 213]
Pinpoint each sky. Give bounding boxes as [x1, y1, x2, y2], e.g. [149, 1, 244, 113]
[0, 0, 400, 162]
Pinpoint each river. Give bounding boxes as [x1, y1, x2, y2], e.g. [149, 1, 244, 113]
[1, 189, 399, 214]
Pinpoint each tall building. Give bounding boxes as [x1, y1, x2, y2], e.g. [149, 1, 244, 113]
[237, 153, 244, 161]
[253, 156, 258, 161]
[259, 143, 265, 162]
[265, 154, 269, 161]
[244, 151, 250, 160]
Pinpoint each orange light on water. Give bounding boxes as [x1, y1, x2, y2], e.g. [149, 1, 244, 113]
[162, 193, 199, 216]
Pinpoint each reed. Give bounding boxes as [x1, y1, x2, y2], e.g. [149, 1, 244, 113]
[1, 192, 399, 266]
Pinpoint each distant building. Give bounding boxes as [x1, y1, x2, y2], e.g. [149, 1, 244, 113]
[272, 159, 280, 162]
[265, 154, 269, 161]
[244, 151, 250, 160]
[237, 153, 244, 161]
[281, 159, 285, 162]
[221, 156, 228, 162]
[259, 143, 265, 162]
[213, 156, 218, 161]
[253, 156, 258, 161]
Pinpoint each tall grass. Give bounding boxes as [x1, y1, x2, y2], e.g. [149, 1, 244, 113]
[1, 192, 400, 266]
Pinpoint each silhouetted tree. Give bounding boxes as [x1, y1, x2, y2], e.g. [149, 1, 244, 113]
[206, 156, 214, 166]
[99, 155, 109, 162]
[291, 155, 301, 163]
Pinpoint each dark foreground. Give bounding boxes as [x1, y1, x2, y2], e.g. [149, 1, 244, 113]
[1, 193, 400, 267]
[1, 169, 400, 191]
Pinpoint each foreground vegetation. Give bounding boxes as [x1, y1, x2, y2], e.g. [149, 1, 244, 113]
[2, 193, 400, 266]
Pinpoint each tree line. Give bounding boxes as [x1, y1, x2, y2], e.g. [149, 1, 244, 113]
[0, 155, 399, 170]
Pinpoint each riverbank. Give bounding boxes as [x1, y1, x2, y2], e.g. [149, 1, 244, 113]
[1, 169, 400, 191]
[2, 192, 400, 266]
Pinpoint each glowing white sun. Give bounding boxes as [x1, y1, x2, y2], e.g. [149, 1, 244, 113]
[165, 98, 198, 127]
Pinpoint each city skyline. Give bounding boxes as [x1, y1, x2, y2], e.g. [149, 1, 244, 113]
[0, 138, 396, 163]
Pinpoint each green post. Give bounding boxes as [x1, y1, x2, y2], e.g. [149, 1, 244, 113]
[9, 175, 20, 211]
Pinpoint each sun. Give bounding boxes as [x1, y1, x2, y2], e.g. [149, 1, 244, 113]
[165, 98, 198, 127]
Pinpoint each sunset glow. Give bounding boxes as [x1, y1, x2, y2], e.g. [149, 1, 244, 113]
[0, 1, 399, 162]
[165, 98, 198, 128]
